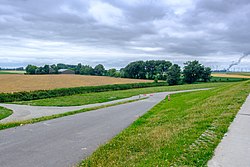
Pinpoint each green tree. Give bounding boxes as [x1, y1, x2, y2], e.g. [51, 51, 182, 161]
[166, 64, 181, 85]
[80, 65, 94, 75]
[124, 61, 146, 79]
[145, 60, 172, 80]
[201, 67, 212, 82]
[75, 63, 82, 74]
[94, 64, 105, 76]
[43, 65, 50, 74]
[183, 60, 203, 83]
[25, 65, 37, 74]
[50, 64, 58, 74]
[107, 68, 117, 77]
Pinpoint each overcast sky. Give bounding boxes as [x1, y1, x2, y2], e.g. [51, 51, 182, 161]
[0, 0, 249, 70]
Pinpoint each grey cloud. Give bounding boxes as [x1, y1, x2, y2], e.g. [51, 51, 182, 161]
[0, 0, 249, 70]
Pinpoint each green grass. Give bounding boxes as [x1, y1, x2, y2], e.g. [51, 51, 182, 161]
[210, 76, 249, 82]
[14, 82, 230, 106]
[0, 106, 12, 120]
[0, 70, 25, 74]
[0, 97, 147, 131]
[80, 81, 250, 166]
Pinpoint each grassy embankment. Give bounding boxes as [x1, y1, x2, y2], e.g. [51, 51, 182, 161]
[0, 107, 12, 120]
[15, 82, 228, 106]
[80, 81, 250, 166]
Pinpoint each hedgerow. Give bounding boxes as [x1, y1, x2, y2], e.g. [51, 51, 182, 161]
[0, 82, 168, 102]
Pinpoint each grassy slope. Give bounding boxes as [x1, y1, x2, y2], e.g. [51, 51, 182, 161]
[80, 81, 250, 166]
[210, 76, 249, 82]
[0, 107, 12, 120]
[15, 82, 229, 106]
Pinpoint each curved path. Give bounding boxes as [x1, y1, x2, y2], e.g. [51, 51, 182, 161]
[0, 89, 208, 167]
[0, 95, 149, 123]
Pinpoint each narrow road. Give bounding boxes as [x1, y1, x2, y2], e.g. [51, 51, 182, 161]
[0, 94, 147, 123]
[0, 89, 207, 167]
[208, 94, 250, 167]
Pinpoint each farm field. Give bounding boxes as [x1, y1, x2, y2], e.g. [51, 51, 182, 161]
[15, 82, 228, 106]
[212, 72, 250, 78]
[0, 74, 150, 93]
[80, 80, 250, 166]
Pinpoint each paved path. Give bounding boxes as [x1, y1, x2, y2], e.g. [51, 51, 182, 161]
[0, 95, 148, 123]
[208, 94, 250, 167]
[0, 89, 208, 167]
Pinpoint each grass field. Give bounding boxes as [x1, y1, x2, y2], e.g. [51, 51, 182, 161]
[210, 76, 248, 82]
[14, 82, 228, 106]
[0, 107, 12, 120]
[0, 74, 151, 93]
[0, 70, 25, 74]
[80, 81, 250, 166]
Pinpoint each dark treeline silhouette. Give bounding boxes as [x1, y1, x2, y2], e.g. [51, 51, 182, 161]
[25, 60, 211, 85]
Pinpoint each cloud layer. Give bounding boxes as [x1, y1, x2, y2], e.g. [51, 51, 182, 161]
[0, 0, 249, 70]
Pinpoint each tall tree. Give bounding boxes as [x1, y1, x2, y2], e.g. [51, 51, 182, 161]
[201, 67, 212, 82]
[183, 60, 203, 83]
[80, 65, 94, 75]
[94, 64, 105, 76]
[75, 63, 82, 74]
[107, 68, 117, 77]
[124, 61, 146, 79]
[25, 65, 37, 74]
[166, 64, 181, 85]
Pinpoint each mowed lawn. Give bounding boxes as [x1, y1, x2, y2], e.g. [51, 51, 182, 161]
[0, 74, 150, 93]
[80, 81, 250, 166]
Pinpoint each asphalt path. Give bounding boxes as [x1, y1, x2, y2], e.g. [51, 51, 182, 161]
[0, 94, 148, 123]
[0, 89, 208, 167]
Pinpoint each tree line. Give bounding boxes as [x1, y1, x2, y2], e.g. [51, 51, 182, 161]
[25, 60, 211, 85]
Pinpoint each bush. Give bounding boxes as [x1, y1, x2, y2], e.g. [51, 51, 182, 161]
[0, 82, 168, 103]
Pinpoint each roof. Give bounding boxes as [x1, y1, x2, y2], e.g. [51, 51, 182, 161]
[58, 69, 73, 72]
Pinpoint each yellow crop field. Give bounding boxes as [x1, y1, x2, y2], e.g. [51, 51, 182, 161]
[212, 73, 250, 79]
[0, 74, 151, 93]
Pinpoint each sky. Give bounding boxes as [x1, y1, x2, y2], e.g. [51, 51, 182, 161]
[0, 0, 249, 70]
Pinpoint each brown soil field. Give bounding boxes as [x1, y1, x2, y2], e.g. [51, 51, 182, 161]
[212, 73, 250, 78]
[0, 74, 151, 93]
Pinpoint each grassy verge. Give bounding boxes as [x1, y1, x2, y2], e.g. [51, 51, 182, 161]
[14, 82, 229, 106]
[0, 70, 25, 74]
[80, 81, 250, 166]
[0, 107, 12, 120]
[0, 97, 147, 131]
[210, 76, 249, 82]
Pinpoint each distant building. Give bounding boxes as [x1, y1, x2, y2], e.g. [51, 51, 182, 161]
[58, 69, 75, 74]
